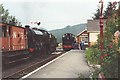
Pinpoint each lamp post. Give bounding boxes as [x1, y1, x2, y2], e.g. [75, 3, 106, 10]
[99, 0, 104, 51]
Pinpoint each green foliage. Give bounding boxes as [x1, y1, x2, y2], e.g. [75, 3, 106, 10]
[93, 2, 115, 19]
[103, 2, 114, 19]
[92, 8, 100, 20]
[0, 4, 21, 26]
[0, 4, 9, 23]
[85, 47, 100, 64]
[100, 9, 119, 77]
[101, 53, 118, 78]
[91, 2, 120, 78]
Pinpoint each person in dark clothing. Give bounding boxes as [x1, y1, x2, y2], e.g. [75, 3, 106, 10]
[81, 40, 85, 50]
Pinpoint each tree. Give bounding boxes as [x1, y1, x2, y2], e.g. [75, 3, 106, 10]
[92, 8, 100, 20]
[92, 2, 116, 20]
[91, 2, 120, 78]
[9, 16, 18, 26]
[103, 2, 113, 19]
[0, 4, 9, 23]
[0, 4, 22, 26]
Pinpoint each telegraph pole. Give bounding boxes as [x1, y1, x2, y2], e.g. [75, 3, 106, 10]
[99, 0, 104, 51]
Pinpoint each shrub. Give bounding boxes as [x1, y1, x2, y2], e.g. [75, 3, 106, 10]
[85, 48, 100, 64]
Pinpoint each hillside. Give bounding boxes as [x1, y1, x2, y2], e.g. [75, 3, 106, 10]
[49, 23, 87, 43]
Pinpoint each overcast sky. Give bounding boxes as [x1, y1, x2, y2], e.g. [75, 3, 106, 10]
[0, 0, 120, 30]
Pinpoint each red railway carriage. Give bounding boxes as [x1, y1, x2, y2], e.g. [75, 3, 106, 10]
[0, 23, 30, 64]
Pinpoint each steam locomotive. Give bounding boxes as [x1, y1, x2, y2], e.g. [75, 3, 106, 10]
[0, 23, 57, 65]
[62, 33, 76, 51]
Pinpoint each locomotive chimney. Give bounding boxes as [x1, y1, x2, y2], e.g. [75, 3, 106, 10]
[25, 25, 30, 28]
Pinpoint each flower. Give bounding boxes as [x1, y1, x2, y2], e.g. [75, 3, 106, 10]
[100, 55, 104, 59]
[100, 54, 108, 60]
[109, 44, 113, 48]
[104, 54, 108, 57]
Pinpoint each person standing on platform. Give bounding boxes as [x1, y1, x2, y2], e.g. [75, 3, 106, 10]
[81, 40, 85, 50]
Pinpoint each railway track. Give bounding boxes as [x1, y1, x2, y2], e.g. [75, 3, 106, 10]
[2, 50, 65, 79]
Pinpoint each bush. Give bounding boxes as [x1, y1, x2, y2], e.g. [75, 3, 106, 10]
[85, 47, 100, 64]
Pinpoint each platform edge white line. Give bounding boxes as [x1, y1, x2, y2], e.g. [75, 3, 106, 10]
[20, 51, 69, 79]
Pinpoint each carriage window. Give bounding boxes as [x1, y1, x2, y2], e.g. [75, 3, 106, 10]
[8, 26, 11, 37]
[2, 26, 7, 37]
[18, 34, 20, 37]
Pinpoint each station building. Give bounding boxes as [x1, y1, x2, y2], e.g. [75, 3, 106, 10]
[76, 19, 106, 47]
[76, 29, 88, 47]
[87, 19, 106, 46]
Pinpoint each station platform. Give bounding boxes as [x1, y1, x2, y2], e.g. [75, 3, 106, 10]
[22, 50, 90, 78]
